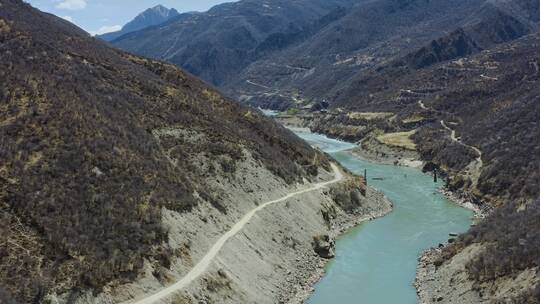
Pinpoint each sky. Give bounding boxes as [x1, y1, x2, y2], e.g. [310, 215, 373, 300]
[25, 0, 232, 35]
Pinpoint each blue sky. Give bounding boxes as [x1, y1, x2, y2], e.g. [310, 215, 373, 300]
[25, 0, 233, 35]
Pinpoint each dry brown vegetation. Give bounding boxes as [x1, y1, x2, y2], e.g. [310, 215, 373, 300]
[347, 112, 394, 120]
[0, 1, 330, 302]
[303, 17, 540, 301]
[438, 200, 540, 302]
[376, 130, 417, 150]
[463, 201, 540, 285]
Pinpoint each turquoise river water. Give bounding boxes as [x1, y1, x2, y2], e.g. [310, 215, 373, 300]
[294, 130, 474, 304]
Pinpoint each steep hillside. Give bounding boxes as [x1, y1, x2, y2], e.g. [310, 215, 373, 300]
[294, 30, 540, 302]
[105, 0, 539, 112]
[98, 5, 180, 41]
[325, 31, 540, 203]
[0, 1, 392, 303]
[111, 0, 356, 86]
[417, 199, 540, 304]
[229, 0, 489, 108]
[241, 0, 540, 110]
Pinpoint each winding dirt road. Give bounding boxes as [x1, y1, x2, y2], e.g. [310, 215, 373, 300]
[418, 100, 428, 110]
[440, 120, 483, 190]
[440, 120, 482, 164]
[126, 164, 344, 304]
[416, 100, 484, 187]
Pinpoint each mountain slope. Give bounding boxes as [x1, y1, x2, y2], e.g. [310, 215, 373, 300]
[110, 0, 357, 86]
[98, 5, 179, 41]
[0, 1, 389, 303]
[105, 0, 540, 112]
[330, 2, 536, 109]
[232, 0, 540, 110]
[296, 31, 540, 302]
[109, 0, 489, 108]
[309, 28, 540, 203]
[228, 0, 490, 108]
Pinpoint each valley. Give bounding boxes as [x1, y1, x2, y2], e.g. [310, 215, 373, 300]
[1, 0, 539, 303]
[294, 131, 473, 304]
[0, 1, 392, 303]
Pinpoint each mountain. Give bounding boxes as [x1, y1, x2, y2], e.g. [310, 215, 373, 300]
[335, 30, 540, 201]
[330, 1, 538, 109]
[409, 33, 540, 303]
[102, 0, 538, 301]
[293, 29, 540, 303]
[108, 0, 540, 113]
[98, 5, 179, 41]
[4, 0, 539, 302]
[228, 0, 489, 109]
[0, 1, 388, 303]
[229, 0, 540, 110]
[110, 0, 357, 86]
[109, 0, 490, 109]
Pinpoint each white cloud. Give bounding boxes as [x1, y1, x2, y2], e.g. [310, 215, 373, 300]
[55, 0, 87, 11]
[89, 25, 122, 36]
[61, 15, 74, 22]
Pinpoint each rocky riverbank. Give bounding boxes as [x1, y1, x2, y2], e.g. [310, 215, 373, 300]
[277, 113, 424, 169]
[436, 188, 490, 219]
[349, 135, 423, 168]
[282, 186, 393, 304]
[415, 190, 505, 304]
[416, 243, 539, 304]
[415, 244, 485, 304]
[50, 151, 392, 304]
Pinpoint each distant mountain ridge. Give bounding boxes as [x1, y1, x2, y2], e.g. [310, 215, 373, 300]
[229, 0, 540, 110]
[98, 4, 179, 41]
[110, 0, 357, 85]
[107, 0, 540, 111]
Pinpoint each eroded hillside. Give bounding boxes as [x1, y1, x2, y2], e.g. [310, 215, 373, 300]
[0, 1, 388, 303]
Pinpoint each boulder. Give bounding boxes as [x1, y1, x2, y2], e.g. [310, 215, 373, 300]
[312, 234, 335, 259]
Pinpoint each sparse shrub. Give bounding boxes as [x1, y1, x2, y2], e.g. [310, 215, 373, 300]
[460, 200, 540, 284]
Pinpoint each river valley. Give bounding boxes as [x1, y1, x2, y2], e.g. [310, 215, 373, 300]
[293, 130, 474, 304]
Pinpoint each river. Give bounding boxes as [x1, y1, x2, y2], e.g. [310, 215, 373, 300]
[293, 130, 473, 304]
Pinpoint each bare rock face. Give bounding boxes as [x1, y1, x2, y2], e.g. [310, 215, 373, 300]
[312, 235, 336, 259]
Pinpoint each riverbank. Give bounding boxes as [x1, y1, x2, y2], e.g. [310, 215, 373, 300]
[436, 188, 488, 219]
[415, 187, 495, 303]
[285, 125, 424, 169]
[277, 114, 502, 304]
[414, 184, 493, 302]
[281, 118, 481, 304]
[416, 243, 540, 304]
[415, 244, 486, 304]
[48, 150, 393, 304]
[414, 190, 495, 304]
[290, 130, 473, 304]
[348, 136, 423, 169]
[282, 186, 393, 304]
[293, 125, 486, 219]
[287, 121, 487, 219]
